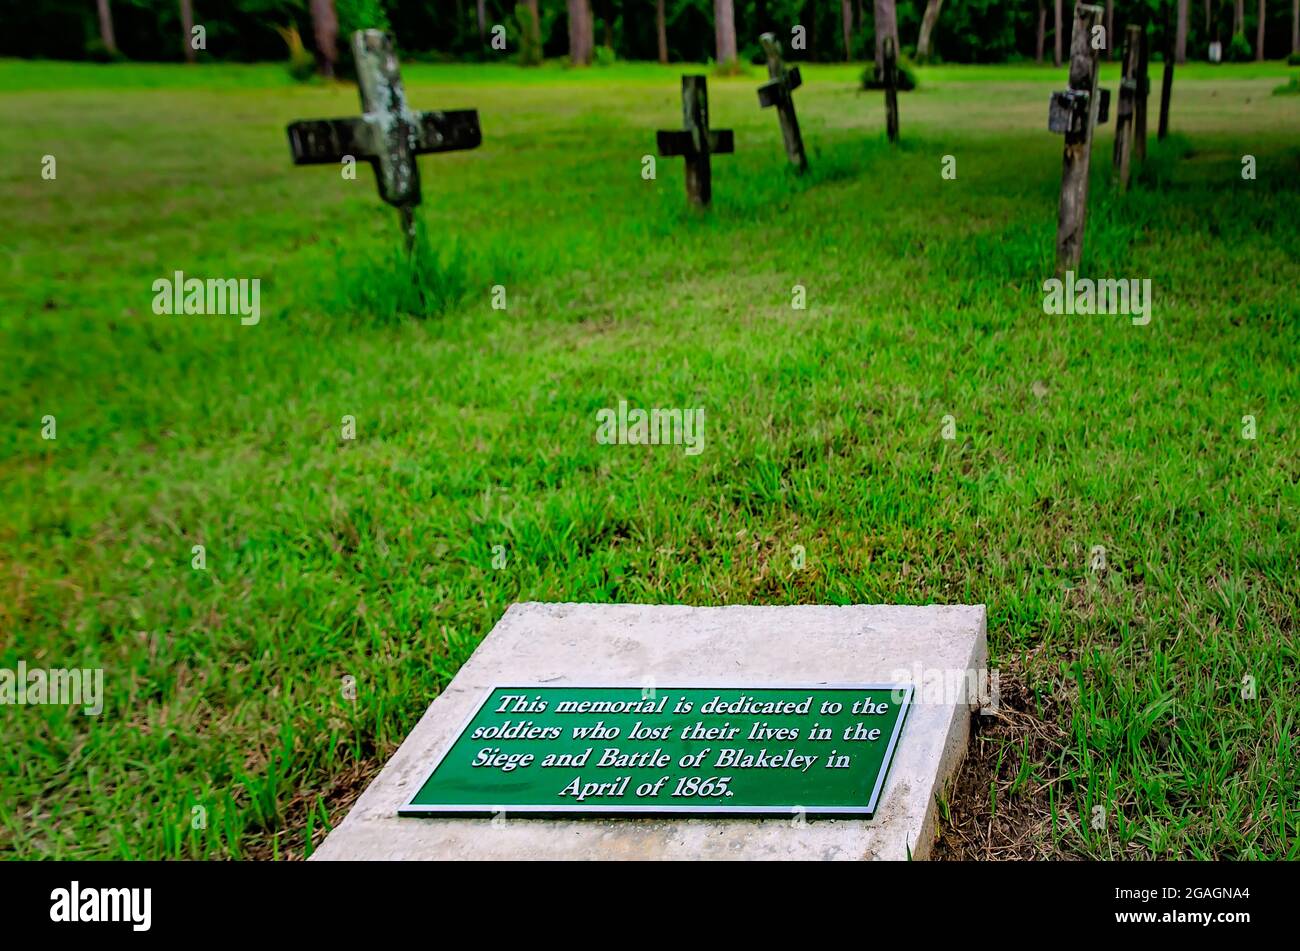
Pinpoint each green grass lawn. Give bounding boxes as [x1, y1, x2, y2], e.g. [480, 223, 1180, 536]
[1, 56, 1297, 860]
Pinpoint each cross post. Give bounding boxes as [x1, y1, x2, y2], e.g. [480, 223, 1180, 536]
[656, 75, 735, 207]
[286, 30, 482, 251]
[1049, 3, 1107, 272]
[1158, 38, 1174, 140]
[1134, 26, 1150, 162]
[757, 33, 807, 173]
[1112, 23, 1142, 192]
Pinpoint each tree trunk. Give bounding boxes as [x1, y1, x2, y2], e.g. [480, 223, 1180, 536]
[1105, 0, 1114, 58]
[842, 0, 854, 60]
[180, 0, 195, 63]
[714, 0, 738, 66]
[656, 0, 668, 63]
[568, 0, 594, 64]
[1036, 1, 1046, 63]
[873, 0, 898, 74]
[1176, 0, 1189, 62]
[803, 0, 817, 61]
[1256, 0, 1266, 58]
[1234, 0, 1245, 35]
[520, 0, 542, 64]
[309, 0, 338, 78]
[476, 0, 487, 40]
[917, 0, 944, 62]
[96, 0, 118, 54]
[1054, 0, 1063, 67]
[1294, 0, 1300, 53]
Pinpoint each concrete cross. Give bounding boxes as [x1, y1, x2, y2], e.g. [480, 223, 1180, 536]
[657, 75, 734, 207]
[286, 30, 482, 249]
[756, 33, 807, 173]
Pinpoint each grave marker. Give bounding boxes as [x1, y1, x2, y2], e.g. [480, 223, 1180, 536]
[1049, 3, 1108, 271]
[756, 33, 808, 173]
[1134, 27, 1150, 162]
[657, 75, 734, 207]
[286, 30, 482, 250]
[1158, 31, 1175, 141]
[1113, 24, 1142, 192]
[312, 602, 988, 861]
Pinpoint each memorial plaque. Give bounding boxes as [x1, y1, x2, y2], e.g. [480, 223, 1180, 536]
[401, 684, 911, 818]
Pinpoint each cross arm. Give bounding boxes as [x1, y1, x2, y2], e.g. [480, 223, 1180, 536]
[287, 117, 374, 165]
[658, 129, 733, 157]
[411, 109, 483, 155]
[757, 81, 785, 109]
[758, 67, 802, 109]
[657, 130, 696, 157]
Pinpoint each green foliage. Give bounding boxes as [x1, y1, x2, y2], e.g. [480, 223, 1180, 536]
[0, 0, 1240, 66]
[594, 43, 617, 67]
[84, 37, 127, 64]
[337, 0, 391, 37]
[1288, 51, 1300, 67]
[1273, 75, 1300, 96]
[1227, 31, 1253, 63]
[276, 24, 318, 83]
[861, 54, 919, 91]
[515, 4, 544, 66]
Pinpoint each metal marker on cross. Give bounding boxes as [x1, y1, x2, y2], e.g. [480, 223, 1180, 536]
[756, 33, 807, 173]
[286, 30, 482, 251]
[657, 75, 734, 207]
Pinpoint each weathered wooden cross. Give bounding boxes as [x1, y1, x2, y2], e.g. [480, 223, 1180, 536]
[882, 36, 900, 144]
[1134, 27, 1150, 162]
[756, 33, 807, 172]
[1048, 3, 1109, 271]
[1158, 24, 1175, 141]
[657, 75, 734, 207]
[1112, 24, 1143, 192]
[286, 30, 482, 250]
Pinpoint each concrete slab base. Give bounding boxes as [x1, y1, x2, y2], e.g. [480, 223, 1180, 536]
[313, 602, 987, 861]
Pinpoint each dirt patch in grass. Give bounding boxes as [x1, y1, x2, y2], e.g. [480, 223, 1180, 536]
[932, 667, 1077, 860]
[246, 757, 387, 861]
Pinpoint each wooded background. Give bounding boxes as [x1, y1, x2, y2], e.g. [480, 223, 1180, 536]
[5, 1, 1299, 67]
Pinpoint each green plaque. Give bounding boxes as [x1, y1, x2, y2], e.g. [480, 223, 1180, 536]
[401, 684, 912, 818]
